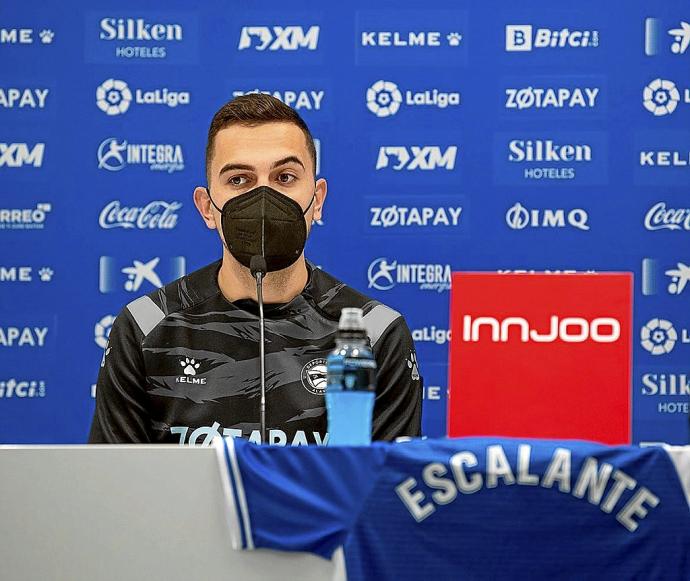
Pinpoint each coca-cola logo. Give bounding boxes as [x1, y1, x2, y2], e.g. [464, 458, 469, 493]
[644, 202, 690, 232]
[98, 200, 181, 230]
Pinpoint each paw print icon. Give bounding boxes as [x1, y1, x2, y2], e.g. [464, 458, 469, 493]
[447, 32, 463, 47]
[39, 29, 55, 44]
[38, 267, 54, 282]
[181, 357, 201, 376]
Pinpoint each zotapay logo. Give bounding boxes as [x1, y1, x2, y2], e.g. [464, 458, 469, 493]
[506, 203, 590, 231]
[97, 138, 184, 173]
[238, 26, 319, 51]
[0, 266, 54, 283]
[376, 146, 457, 171]
[505, 86, 600, 111]
[0, 326, 49, 348]
[505, 24, 599, 51]
[0, 88, 50, 110]
[0, 378, 46, 398]
[0, 203, 51, 230]
[99, 200, 181, 230]
[0, 143, 44, 168]
[642, 78, 690, 116]
[366, 80, 460, 117]
[231, 88, 324, 111]
[642, 258, 690, 296]
[644, 202, 690, 232]
[0, 28, 54, 45]
[99, 256, 185, 293]
[640, 318, 689, 355]
[96, 78, 190, 116]
[367, 257, 451, 293]
[645, 18, 690, 56]
[369, 205, 463, 229]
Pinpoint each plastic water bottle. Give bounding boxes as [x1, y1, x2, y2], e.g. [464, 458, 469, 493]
[326, 308, 377, 446]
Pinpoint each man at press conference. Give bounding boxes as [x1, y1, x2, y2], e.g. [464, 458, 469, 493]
[88, 93, 422, 446]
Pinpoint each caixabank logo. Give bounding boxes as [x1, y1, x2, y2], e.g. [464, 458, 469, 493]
[644, 17, 690, 56]
[634, 131, 690, 186]
[641, 258, 690, 297]
[355, 9, 467, 66]
[494, 132, 607, 185]
[85, 12, 199, 63]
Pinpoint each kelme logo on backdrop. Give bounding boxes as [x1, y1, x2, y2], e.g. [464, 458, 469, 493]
[96, 79, 190, 116]
[366, 80, 460, 117]
[0, 266, 54, 283]
[367, 257, 451, 292]
[0, 28, 54, 45]
[86, 13, 198, 63]
[97, 138, 184, 173]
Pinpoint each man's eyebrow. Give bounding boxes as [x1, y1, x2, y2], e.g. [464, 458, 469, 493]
[271, 156, 305, 170]
[219, 163, 255, 176]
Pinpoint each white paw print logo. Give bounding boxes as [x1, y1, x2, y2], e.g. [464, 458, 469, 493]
[366, 80, 403, 118]
[181, 357, 201, 376]
[640, 318, 677, 355]
[38, 267, 53, 282]
[643, 78, 680, 116]
[96, 79, 132, 116]
[39, 29, 54, 44]
[407, 350, 420, 381]
[447, 32, 463, 47]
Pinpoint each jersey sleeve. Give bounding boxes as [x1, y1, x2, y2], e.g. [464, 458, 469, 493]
[371, 316, 423, 440]
[88, 307, 152, 443]
[213, 436, 388, 559]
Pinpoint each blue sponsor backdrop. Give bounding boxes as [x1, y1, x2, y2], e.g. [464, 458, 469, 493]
[1, 0, 689, 445]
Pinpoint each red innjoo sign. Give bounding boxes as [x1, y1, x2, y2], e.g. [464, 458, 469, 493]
[448, 273, 632, 444]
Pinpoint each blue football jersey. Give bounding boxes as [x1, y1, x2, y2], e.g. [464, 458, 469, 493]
[214, 437, 690, 580]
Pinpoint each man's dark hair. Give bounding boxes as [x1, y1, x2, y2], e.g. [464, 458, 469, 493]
[205, 93, 317, 182]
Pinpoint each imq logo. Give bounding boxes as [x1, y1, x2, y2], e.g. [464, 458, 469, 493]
[0, 143, 44, 168]
[238, 26, 319, 51]
[462, 315, 620, 344]
[506, 203, 589, 231]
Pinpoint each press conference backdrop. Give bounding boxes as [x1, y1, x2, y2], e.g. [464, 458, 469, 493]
[1, 0, 689, 445]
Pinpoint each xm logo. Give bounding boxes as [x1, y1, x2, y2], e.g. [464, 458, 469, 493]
[0, 143, 44, 168]
[462, 315, 620, 343]
[376, 146, 457, 170]
[238, 26, 319, 51]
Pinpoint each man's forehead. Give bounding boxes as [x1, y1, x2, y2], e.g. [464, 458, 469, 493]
[212, 122, 309, 167]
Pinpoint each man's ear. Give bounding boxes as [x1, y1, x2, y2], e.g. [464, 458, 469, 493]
[193, 186, 217, 230]
[312, 177, 327, 222]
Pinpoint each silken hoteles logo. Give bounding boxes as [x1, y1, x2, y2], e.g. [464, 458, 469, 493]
[355, 9, 468, 66]
[0, 325, 49, 348]
[641, 258, 690, 296]
[506, 203, 590, 231]
[97, 138, 185, 173]
[0, 203, 51, 230]
[375, 146, 457, 171]
[366, 80, 460, 118]
[0, 88, 50, 111]
[642, 78, 690, 116]
[95, 79, 190, 116]
[645, 18, 690, 56]
[644, 202, 690, 232]
[98, 200, 181, 230]
[639, 318, 688, 355]
[462, 315, 621, 344]
[367, 257, 451, 293]
[0, 378, 46, 399]
[0, 266, 54, 283]
[0, 27, 54, 45]
[238, 25, 319, 51]
[232, 88, 325, 112]
[640, 372, 690, 417]
[99, 256, 185, 293]
[508, 138, 591, 179]
[505, 24, 599, 51]
[87, 14, 197, 63]
[0, 142, 44, 168]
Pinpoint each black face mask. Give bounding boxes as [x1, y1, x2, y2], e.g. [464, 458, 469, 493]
[206, 185, 316, 273]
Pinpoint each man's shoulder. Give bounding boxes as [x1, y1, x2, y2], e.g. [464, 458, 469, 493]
[309, 265, 405, 349]
[119, 260, 221, 339]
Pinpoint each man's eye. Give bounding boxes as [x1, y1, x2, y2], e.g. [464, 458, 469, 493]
[278, 173, 296, 184]
[229, 175, 248, 186]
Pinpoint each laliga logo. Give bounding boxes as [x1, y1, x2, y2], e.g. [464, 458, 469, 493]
[96, 78, 132, 115]
[462, 315, 621, 344]
[367, 80, 403, 117]
[640, 318, 677, 355]
[643, 78, 680, 116]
